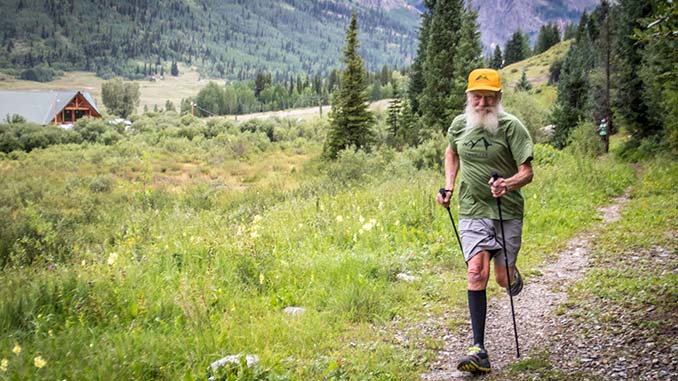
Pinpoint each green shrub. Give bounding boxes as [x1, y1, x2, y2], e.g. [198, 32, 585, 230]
[403, 138, 446, 170]
[240, 119, 275, 141]
[89, 175, 114, 193]
[19, 65, 57, 82]
[533, 143, 562, 166]
[74, 118, 109, 142]
[502, 90, 549, 140]
[326, 148, 382, 185]
[566, 120, 605, 158]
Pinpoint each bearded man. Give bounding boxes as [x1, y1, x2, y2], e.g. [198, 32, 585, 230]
[436, 68, 534, 374]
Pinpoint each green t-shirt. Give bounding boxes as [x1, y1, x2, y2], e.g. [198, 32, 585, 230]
[447, 112, 534, 220]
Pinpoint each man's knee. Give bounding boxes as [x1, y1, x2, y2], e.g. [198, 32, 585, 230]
[467, 261, 489, 285]
[494, 266, 513, 288]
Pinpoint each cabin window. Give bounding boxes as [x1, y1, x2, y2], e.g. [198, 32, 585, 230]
[63, 109, 73, 122]
[75, 110, 86, 120]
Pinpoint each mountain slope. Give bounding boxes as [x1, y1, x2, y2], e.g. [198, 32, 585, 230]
[467, 0, 598, 51]
[0, 0, 595, 81]
[0, 0, 420, 80]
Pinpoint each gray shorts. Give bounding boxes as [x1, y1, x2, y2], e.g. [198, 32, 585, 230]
[459, 218, 523, 267]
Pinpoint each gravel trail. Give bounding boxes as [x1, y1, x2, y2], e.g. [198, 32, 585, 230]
[420, 193, 631, 380]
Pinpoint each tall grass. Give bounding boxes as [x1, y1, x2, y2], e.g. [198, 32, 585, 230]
[0, 114, 636, 380]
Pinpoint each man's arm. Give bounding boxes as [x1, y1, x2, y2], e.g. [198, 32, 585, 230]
[490, 160, 533, 198]
[437, 144, 460, 207]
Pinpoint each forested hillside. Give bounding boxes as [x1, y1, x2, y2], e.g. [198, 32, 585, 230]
[0, 0, 419, 80]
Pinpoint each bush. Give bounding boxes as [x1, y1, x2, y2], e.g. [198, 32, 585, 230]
[89, 175, 114, 193]
[403, 138, 446, 170]
[566, 120, 605, 158]
[533, 143, 562, 166]
[325, 147, 387, 185]
[502, 91, 549, 140]
[0, 131, 22, 153]
[0, 123, 76, 152]
[19, 66, 57, 82]
[240, 119, 275, 141]
[73, 117, 124, 143]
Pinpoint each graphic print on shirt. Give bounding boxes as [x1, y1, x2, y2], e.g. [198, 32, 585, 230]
[464, 137, 492, 151]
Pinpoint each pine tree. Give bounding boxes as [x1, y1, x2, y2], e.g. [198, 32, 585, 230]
[504, 29, 530, 65]
[449, 7, 483, 114]
[408, 1, 435, 116]
[387, 84, 402, 139]
[564, 23, 578, 40]
[550, 12, 595, 148]
[419, 0, 465, 136]
[588, 0, 614, 128]
[489, 45, 502, 69]
[515, 69, 532, 91]
[614, 0, 658, 139]
[535, 23, 561, 54]
[634, 0, 678, 150]
[323, 12, 375, 160]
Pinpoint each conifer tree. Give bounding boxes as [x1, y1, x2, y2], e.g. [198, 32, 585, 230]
[635, 0, 678, 150]
[489, 45, 502, 69]
[550, 12, 595, 148]
[504, 29, 531, 65]
[323, 12, 375, 160]
[588, 0, 614, 127]
[419, 0, 465, 135]
[449, 7, 483, 114]
[515, 69, 532, 91]
[535, 23, 561, 54]
[408, 1, 435, 116]
[564, 23, 578, 40]
[387, 84, 402, 139]
[614, 0, 658, 139]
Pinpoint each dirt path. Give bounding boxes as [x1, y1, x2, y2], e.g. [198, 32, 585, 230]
[420, 192, 630, 380]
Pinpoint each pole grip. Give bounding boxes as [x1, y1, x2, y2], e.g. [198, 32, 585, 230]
[438, 188, 447, 199]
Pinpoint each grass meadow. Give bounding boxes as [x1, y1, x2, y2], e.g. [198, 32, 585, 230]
[0, 106, 639, 380]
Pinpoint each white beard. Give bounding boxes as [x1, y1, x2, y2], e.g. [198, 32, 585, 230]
[465, 102, 503, 135]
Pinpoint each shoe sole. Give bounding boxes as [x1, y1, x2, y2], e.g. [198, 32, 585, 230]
[508, 269, 523, 296]
[457, 359, 491, 374]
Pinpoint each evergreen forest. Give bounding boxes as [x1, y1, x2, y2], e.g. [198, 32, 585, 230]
[0, 0, 419, 81]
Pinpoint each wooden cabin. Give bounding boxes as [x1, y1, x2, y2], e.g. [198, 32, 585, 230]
[0, 90, 101, 125]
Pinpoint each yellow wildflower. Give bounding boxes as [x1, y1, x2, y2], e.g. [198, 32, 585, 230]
[0, 358, 8, 372]
[12, 343, 21, 355]
[34, 356, 47, 368]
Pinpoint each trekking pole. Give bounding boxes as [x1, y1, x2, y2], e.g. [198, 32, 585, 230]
[491, 171, 521, 358]
[438, 188, 464, 257]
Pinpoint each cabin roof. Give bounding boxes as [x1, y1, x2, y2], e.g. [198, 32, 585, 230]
[0, 90, 101, 125]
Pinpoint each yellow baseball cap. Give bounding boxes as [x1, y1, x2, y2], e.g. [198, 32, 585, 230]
[466, 68, 502, 92]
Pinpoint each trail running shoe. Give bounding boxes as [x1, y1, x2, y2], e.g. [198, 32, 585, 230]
[457, 345, 491, 375]
[507, 267, 523, 296]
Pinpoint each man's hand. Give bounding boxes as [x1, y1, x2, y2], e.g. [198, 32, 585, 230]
[437, 188, 453, 208]
[489, 176, 508, 198]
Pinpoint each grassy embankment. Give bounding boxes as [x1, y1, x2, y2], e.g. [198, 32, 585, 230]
[0, 126, 635, 380]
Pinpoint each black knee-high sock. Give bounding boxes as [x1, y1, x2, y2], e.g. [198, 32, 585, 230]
[468, 289, 487, 349]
